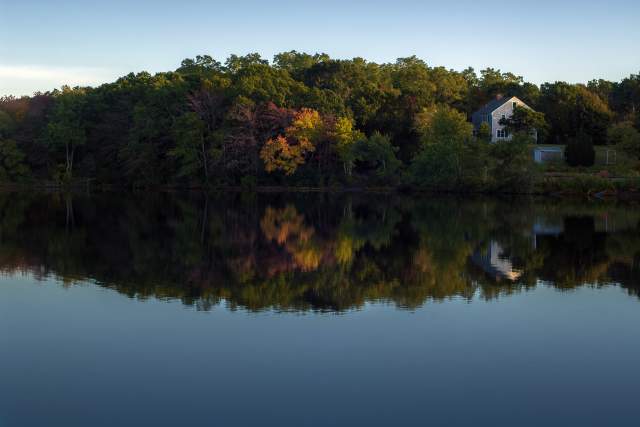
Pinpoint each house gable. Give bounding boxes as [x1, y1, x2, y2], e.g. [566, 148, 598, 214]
[472, 96, 535, 142]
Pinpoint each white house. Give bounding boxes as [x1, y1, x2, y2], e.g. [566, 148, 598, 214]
[471, 95, 537, 143]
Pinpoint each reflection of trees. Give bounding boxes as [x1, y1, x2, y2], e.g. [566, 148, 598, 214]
[261, 205, 321, 271]
[534, 217, 610, 287]
[0, 192, 639, 311]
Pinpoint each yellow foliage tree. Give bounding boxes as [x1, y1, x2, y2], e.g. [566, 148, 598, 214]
[286, 108, 324, 143]
[260, 109, 322, 176]
[261, 205, 321, 271]
[332, 116, 363, 177]
[260, 135, 315, 175]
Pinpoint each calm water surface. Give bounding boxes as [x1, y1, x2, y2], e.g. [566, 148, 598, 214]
[1, 193, 639, 426]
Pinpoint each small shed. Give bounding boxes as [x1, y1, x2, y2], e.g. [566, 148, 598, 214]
[533, 146, 563, 164]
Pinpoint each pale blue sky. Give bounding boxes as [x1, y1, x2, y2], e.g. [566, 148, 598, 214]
[1, 0, 639, 96]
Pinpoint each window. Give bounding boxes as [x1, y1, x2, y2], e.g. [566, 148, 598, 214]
[501, 114, 506, 120]
[512, 102, 517, 109]
[497, 129, 508, 138]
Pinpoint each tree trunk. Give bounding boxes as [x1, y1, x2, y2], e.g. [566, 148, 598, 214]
[65, 195, 74, 231]
[65, 143, 70, 175]
[65, 144, 75, 178]
[201, 140, 209, 183]
[200, 196, 208, 244]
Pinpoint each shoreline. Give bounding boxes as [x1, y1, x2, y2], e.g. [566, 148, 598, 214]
[1, 178, 639, 199]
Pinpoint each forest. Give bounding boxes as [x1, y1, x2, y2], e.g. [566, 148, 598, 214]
[0, 52, 639, 190]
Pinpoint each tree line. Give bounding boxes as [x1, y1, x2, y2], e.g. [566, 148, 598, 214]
[0, 52, 639, 188]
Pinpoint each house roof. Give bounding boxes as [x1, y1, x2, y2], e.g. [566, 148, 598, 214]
[473, 96, 515, 117]
[471, 96, 533, 128]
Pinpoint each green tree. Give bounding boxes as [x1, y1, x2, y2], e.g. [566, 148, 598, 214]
[177, 55, 223, 77]
[231, 63, 308, 107]
[0, 139, 30, 181]
[459, 138, 491, 190]
[224, 53, 269, 73]
[273, 51, 330, 79]
[409, 105, 473, 189]
[353, 132, 401, 180]
[303, 57, 390, 130]
[46, 87, 87, 180]
[611, 73, 639, 120]
[499, 106, 548, 140]
[415, 105, 472, 147]
[0, 110, 15, 138]
[587, 79, 615, 105]
[489, 133, 537, 192]
[539, 83, 613, 145]
[608, 121, 640, 159]
[169, 112, 211, 183]
[332, 116, 363, 178]
[407, 142, 461, 189]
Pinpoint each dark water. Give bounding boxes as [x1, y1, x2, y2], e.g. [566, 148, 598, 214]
[1, 192, 640, 426]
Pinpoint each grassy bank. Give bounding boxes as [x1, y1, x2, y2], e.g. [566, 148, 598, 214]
[4, 176, 640, 199]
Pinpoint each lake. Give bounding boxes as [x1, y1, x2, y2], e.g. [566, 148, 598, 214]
[1, 192, 639, 426]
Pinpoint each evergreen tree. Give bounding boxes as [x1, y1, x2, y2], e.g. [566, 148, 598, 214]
[565, 131, 595, 167]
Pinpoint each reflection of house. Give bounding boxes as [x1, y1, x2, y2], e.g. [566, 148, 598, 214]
[532, 217, 565, 249]
[594, 213, 636, 233]
[471, 241, 522, 281]
[533, 219, 564, 235]
[531, 213, 631, 247]
[471, 95, 537, 143]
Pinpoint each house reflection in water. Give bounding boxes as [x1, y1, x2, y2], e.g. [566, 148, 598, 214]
[471, 211, 628, 283]
[473, 215, 567, 281]
[471, 241, 522, 282]
[532, 218, 565, 249]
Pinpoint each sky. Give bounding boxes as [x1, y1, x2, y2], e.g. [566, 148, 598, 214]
[1, 0, 639, 96]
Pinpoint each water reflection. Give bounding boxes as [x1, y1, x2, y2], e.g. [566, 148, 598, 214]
[1, 192, 639, 311]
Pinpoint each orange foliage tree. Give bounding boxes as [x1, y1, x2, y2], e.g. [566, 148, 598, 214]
[260, 108, 320, 175]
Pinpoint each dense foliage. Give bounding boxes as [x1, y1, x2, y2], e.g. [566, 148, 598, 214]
[0, 53, 638, 188]
[565, 131, 596, 167]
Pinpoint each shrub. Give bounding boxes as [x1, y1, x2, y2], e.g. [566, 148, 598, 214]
[477, 122, 492, 143]
[407, 142, 460, 190]
[608, 122, 640, 160]
[0, 139, 30, 182]
[613, 177, 640, 192]
[489, 133, 537, 193]
[415, 105, 473, 147]
[352, 132, 401, 183]
[538, 175, 614, 194]
[565, 131, 595, 167]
